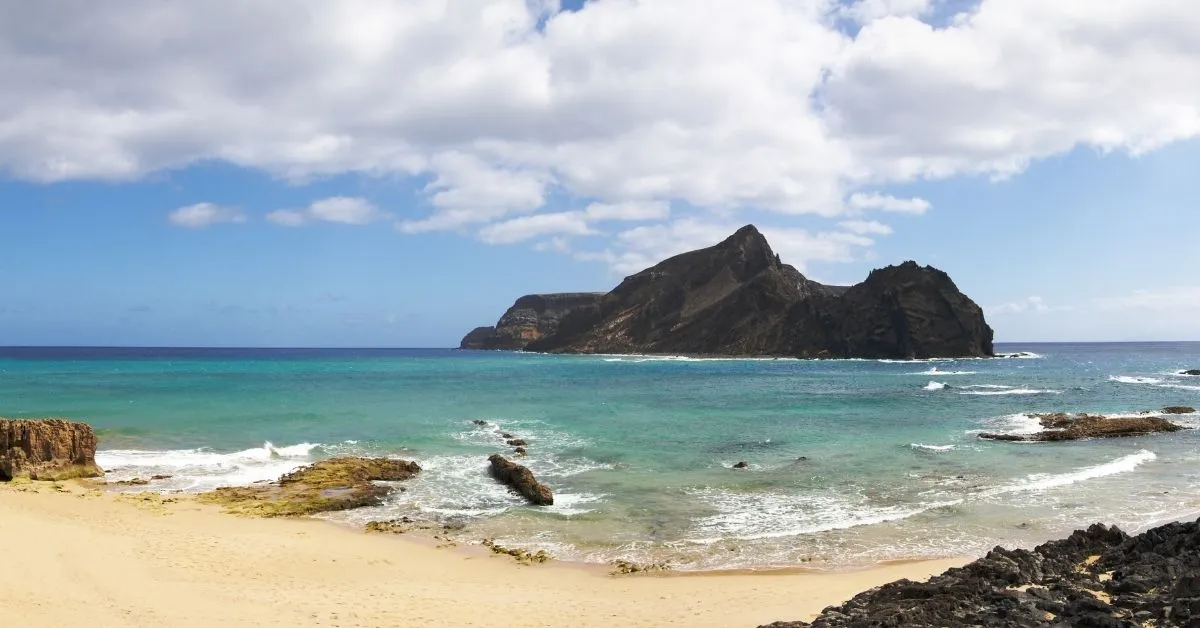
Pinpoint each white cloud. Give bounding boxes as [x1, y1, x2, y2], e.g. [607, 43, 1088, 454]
[583, 201, 671, 222]
[847, 193, 931, 214]
[167, 203, 246, 229]
[840, 0, 932, 24]
[576, 218, 878, 275]
[267, 197, 385, 227]
[478, 211, 595, 244]
[838, 219, 893, 235]
[991, 295, 1060, 315]
[4, 0, 1200, 271]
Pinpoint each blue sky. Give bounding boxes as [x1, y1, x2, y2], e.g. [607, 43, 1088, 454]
[2, 0, 1199, 346]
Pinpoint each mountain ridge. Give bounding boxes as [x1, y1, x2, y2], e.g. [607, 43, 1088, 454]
[462, 225, 994, 359]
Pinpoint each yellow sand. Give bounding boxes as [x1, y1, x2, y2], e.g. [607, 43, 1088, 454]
[0, 481, 968, 627]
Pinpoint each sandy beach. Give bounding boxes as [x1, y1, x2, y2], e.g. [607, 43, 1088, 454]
[0, 479, 968, 628]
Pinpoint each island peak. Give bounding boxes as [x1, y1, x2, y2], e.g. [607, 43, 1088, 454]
[462, 227, 993, 359]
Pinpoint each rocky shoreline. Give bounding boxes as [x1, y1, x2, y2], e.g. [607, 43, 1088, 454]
[761, 516, 1200, 627]
[980, 409, 1191, 442]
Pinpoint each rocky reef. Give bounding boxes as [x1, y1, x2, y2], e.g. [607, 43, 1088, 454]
[198, 456, 420, 517]
[460, 292, 606, 350]
[980, 412, 1186, 442]
[462, 225, 993, 359]
[761, 516, 1200, 627]
[0, 418, 104, 481]
[487, 454, 553, 505]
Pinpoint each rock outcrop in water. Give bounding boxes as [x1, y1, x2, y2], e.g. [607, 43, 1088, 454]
[1183, 369, 1200, 376]
[761, 516, 1200, 628]
[461, 225, 993, 359]
[198, 456, 421, 517]
[487, 454, 553, 505]
[979, 413, 1186, 442]
[0, 418, 104, 481]
[460, 293, 606, 350]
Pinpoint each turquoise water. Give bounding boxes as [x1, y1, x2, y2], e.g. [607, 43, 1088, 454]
[3, 344, 1199, 570]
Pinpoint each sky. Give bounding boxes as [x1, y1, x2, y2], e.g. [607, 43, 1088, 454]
[1, 0, 1199, 347]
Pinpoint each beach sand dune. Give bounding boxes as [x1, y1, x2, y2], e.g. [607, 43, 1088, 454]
[0, 481, 965, 627]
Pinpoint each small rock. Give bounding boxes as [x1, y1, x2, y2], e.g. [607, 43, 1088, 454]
[487, 454, 553, 505]
[501, 432, 514, 439]
[513, 446, 527, 456]
[505, 438, 527, 447]
[1182, 369, 1200, 376]
[1162, 406, 1196, 414]
[472, 419, 488, 426]
[732, 461, 749, 469]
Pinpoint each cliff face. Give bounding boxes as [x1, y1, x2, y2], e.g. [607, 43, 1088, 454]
[0, 418, 104, 481]
[461, 225, 994, 359]
[459, 292, 605, 350]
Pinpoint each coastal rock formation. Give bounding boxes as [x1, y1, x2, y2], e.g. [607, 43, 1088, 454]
[487, 454, 553, 505]
[462, 225, 993, 359]
[460, 293, 606, 350]
[761, 517, 1200, 627]
[198, 456, 421, 517]
[1163, 406, 1196, 414]
[0, 418, 104, 481]
[1182, 370, 1200, 376]
[979, 413, 1185, 442]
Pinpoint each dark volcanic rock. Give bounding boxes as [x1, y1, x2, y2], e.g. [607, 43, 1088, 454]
[487, 454, 553, 505]
[1183, 369, 1200, 376]
[460, 293, 606, 350]
[979, 413, 1185, 442]
[505, 438, 527, 447]
[0, 418, 104, 481]
[1163, 406, 1196, 414]
[463, 225, 993, 359]
[732, 461, 749, 469]
[760, 517, 1200, 628]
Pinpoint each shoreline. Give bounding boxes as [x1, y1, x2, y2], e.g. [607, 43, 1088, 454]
[2, 478, 970, 627]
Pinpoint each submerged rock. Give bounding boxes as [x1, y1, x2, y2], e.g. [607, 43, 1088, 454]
[462, 225, 993, 359]
[979, 413, 1185, 442]
[0, 418, 104, 481]
[761, 517, 1200, 627]
[732, 461, 749, 469]
[505, 438, 527, 447]
[487, 454, 553, 506]
[198, 456, 420, 517]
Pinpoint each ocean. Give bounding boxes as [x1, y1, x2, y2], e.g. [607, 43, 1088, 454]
[3, 343, 1199, 571]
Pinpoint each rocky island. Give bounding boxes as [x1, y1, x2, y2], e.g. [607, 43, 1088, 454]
[462, 225, 993, 359]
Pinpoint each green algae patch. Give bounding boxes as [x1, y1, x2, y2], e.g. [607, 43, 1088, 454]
[198, 456, 421, 517]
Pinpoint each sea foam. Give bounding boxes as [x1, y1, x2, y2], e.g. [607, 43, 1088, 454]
[924, 381, 947, 391]
[958, 388, 1062, 396]
[96, 441, 324, 491]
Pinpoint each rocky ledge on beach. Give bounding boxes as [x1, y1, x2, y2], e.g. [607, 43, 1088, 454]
[0, 418, 104, 481]
[979, 411, 1188, 442]
[462, 225, 993, 359]
[488, 454, 553, 506]
[762, 516, 1200, 628]
[198, 456, 421, 516]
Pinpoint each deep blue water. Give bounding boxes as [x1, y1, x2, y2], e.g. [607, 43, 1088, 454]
[2, 343, 1198, 570]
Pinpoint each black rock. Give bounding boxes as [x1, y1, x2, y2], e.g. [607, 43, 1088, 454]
[760, 517, 1200, 627]
[462, 225, 993, 359]
[732, 461, 749, 469]
[459, 293, 606, 350]
[1183, 369, 1200, 376]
